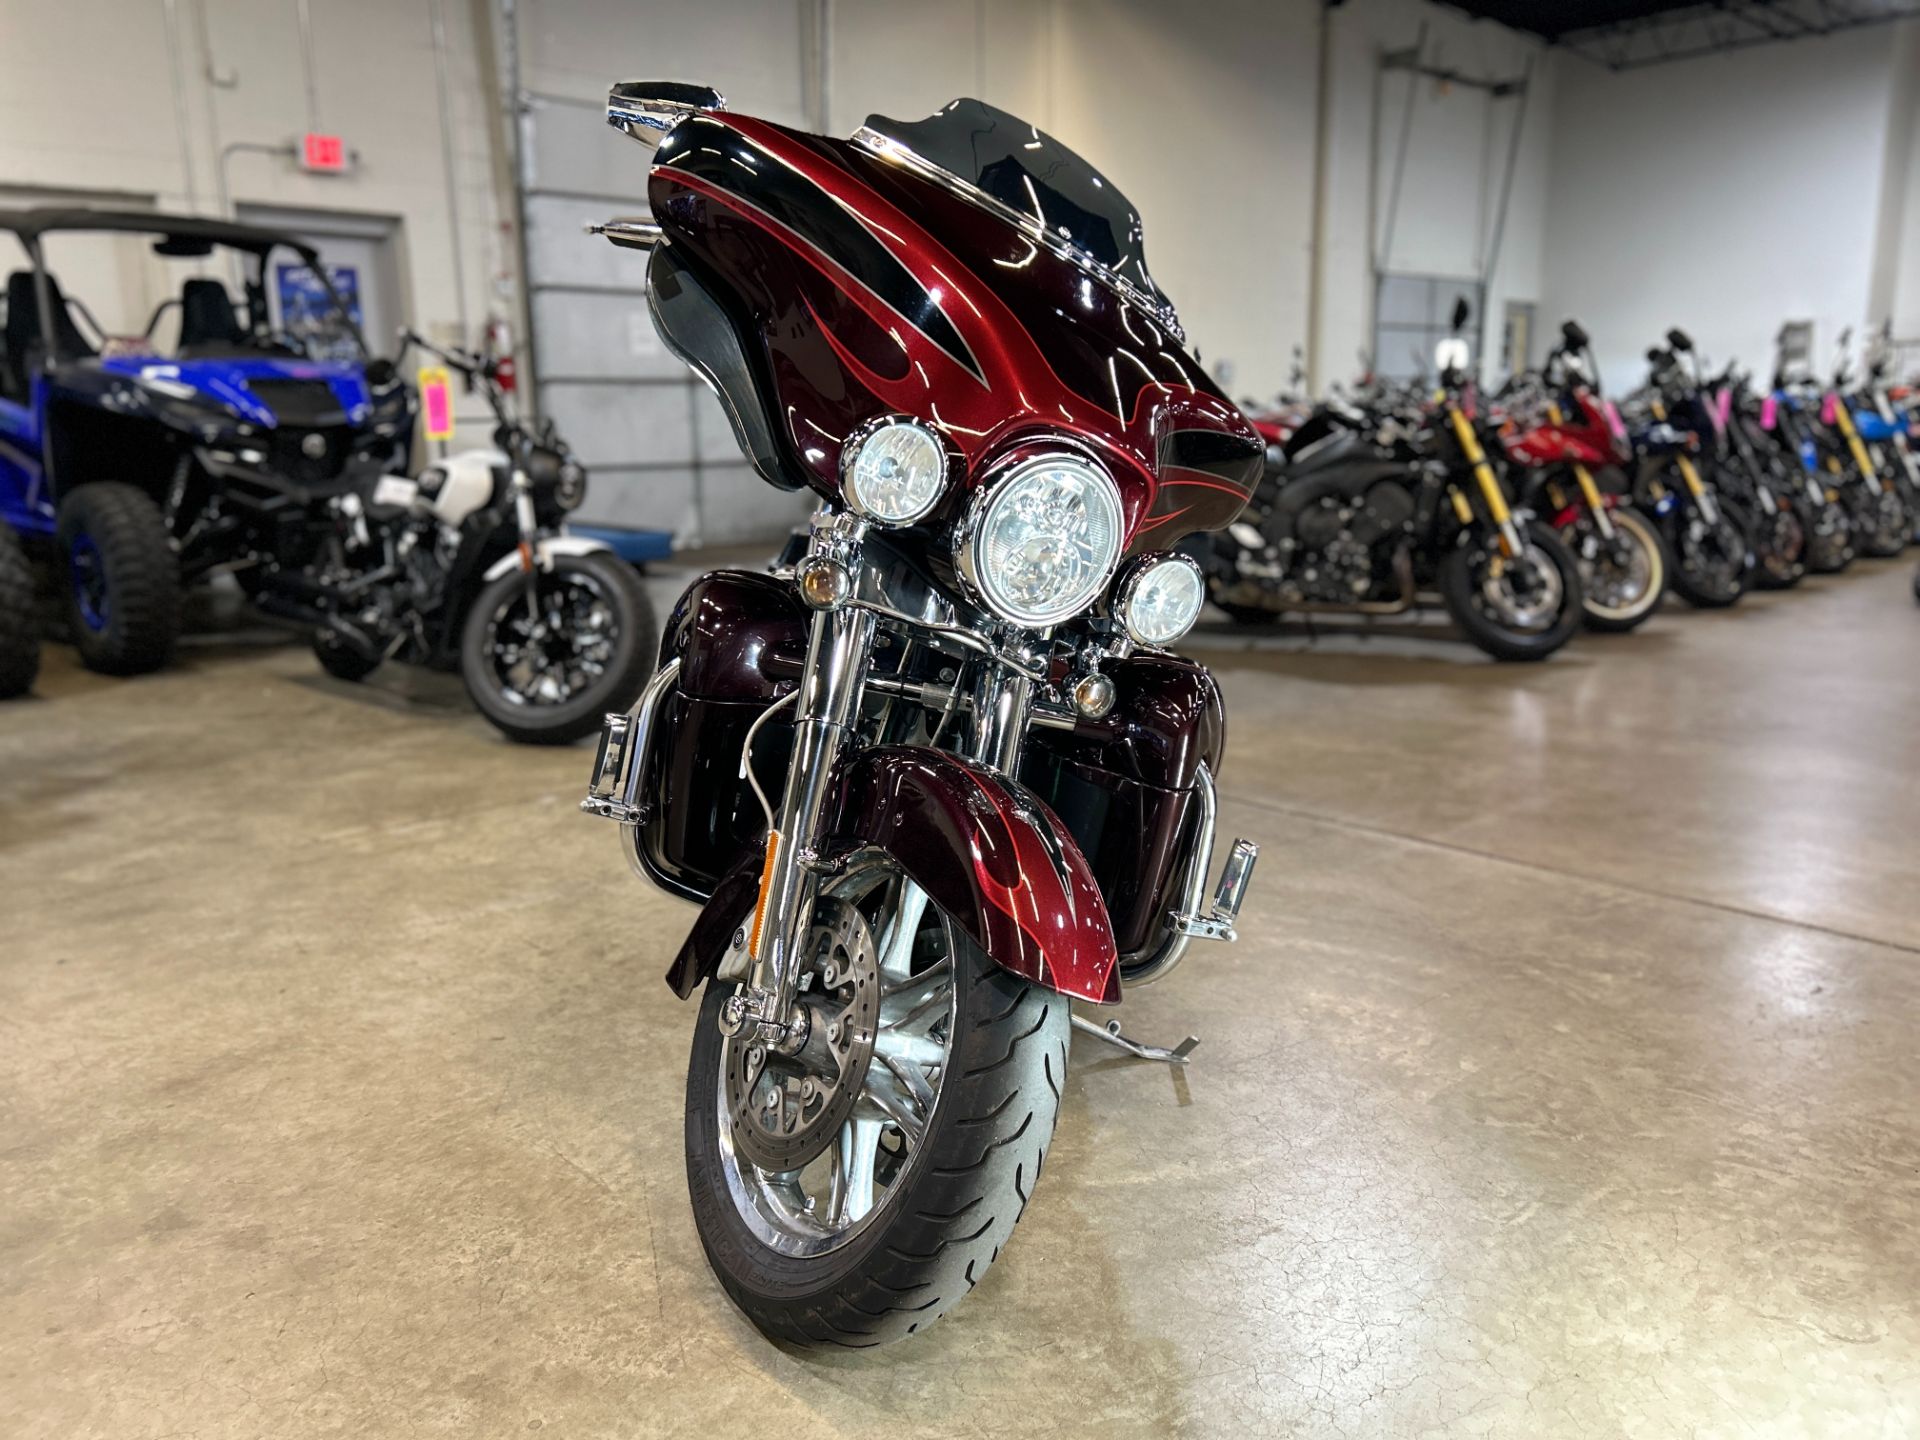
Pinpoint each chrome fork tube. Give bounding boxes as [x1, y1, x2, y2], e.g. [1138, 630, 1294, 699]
[969, 662, 1033, 772]
[751, 603, 876, 1029]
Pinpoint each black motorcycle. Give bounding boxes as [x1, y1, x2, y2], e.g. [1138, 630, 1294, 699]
[1203, 301, 1584, 662]
[1625, 351, 1749, 609]
[242, 332, 656, 743]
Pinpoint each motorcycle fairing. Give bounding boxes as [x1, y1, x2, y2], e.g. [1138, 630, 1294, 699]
[647, 109, 1261, 553]
[826, 746, 1120, 1005]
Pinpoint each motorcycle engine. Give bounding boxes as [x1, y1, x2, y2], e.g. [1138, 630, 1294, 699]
[1288, 487, 1413, 603]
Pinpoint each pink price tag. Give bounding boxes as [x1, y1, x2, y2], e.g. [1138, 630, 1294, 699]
[1760, 394, 1778, 430]
[1820, 393, 1838, 426]
[418, 366, 454, 441]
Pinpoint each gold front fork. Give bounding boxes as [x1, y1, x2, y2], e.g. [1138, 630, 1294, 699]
[1833, 405, 1882, 493]
[1447, 405, 1521, 557]
[1653, 396, 1719, 522]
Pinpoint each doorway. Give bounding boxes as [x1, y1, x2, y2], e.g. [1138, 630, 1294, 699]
[235, 205, 407, 360]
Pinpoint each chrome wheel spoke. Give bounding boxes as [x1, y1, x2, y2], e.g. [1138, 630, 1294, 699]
[836, 1118, 881, 1224]
[717, 855, 958, 1255]
[875, 879, 930, 981]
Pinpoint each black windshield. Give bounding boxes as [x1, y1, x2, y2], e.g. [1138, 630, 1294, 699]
[863, 99, 1172, 319]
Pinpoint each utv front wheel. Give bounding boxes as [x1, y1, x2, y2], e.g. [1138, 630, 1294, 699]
[55, 483, 181, 675]
[0, 522, 41, 698]
[685, 859, 1070, 1347]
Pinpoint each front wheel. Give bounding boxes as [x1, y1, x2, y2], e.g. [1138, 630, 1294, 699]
[55, 483, 181, 675]
[458, 552, 656, 745]
[1746, 499, 1808, 590]
[1804, 501, 1853, 573]
[1567, 506, 1666, 632]
[1662, 506, 1748, 608]
[1437, 523, 1583, 661]
[0, 522, 42, 699]
[1851, 486, 1910, 558]
[685, 859, 1070, 1348]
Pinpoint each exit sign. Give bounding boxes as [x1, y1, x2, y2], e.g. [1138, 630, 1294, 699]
[301, 133, 349, 174]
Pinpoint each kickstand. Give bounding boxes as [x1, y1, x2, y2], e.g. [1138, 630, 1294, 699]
[1070, 1012, 1199, 1066]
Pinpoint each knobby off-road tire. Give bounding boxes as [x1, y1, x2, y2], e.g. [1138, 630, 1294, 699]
[0, 523, 41, 698]
[56, 483, 181, 675]
[685, 924, 1070, 1348]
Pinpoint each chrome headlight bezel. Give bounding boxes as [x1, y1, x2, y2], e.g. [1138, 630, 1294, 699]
[953, 450, 1126, 629]
[840, 414, 949, 527]
[1112, 551, 1205, 647]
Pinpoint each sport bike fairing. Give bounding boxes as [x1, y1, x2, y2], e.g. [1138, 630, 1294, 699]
[646, 101, 1262, 553]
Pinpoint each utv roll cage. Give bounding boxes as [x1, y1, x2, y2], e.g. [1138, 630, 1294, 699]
[0, 207, 367, 372]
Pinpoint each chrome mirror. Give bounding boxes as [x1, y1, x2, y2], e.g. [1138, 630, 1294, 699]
[607, 81, 726, 149]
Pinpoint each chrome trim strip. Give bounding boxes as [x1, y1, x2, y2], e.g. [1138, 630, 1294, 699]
[851, 125, 1186, 344]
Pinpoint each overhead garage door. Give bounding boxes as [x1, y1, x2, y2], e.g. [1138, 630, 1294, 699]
[515, 90, 810, 548]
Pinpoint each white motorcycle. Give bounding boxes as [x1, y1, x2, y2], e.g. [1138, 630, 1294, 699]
[245, 330, 658, 743]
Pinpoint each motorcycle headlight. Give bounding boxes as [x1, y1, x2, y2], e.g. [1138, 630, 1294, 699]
[956, 452, 1124, 627]
[842, 416, 947, 525]
[556, 461, 588, 511]
[1114, 552, 1205, 646]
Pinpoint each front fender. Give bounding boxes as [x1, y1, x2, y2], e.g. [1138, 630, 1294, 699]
[663, 746, 1121, 1005]
[481, 533, 612, 581]
[825, 747, 1119, 1004]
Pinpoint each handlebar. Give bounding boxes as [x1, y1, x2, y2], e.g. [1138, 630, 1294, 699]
[398, 327, 498, 382]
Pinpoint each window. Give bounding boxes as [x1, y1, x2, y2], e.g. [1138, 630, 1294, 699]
[1373, 273, 1483, 384]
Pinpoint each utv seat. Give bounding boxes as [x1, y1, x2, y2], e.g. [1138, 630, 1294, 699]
[177, 278, 247, 355]
[4, 269, 96, 400]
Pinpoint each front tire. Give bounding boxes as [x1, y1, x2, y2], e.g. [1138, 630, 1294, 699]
[0, 522, 41, 699]
[1662, 506, 1748, 608]
[1851, 486, 1910, 558]
[686, 864, 1070, 1347]
[1438, 523, 1583, 661]
[1746, 500, 1807, 590]
[459, 552, 656, 744]
[1568, 506, 1666, 633]
[55, 483, 181, 675]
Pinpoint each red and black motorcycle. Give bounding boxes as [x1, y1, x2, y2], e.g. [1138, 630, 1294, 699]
[581, 84, 1261, 1345]
[1495, 321, 1668, 632]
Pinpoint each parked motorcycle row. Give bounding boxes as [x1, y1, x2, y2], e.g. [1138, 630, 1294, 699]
[0, 211, 656, 743]
[1212, 310, 1920, 661]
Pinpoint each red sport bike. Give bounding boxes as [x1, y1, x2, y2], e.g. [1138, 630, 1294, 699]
[581, 83, 1262, 1345]
[1494, 321, 1668, 632]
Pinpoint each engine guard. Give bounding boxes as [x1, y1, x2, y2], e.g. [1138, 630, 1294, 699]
[666, 745, 1121, 1006]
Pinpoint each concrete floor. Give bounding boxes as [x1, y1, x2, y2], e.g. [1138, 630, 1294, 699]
[3, 558, 1918, 1439]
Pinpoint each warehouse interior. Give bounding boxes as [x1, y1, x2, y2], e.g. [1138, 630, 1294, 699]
[2, 1, 1918, 1436]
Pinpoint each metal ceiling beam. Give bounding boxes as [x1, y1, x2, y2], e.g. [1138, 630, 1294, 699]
[1556, 0, 1920, 69]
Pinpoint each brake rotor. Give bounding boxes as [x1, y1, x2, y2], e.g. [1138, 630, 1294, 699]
[724, 896, 881, 1172]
